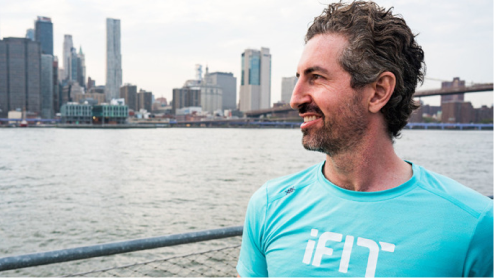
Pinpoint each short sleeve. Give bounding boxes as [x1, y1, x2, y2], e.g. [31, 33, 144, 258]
[464, 202, 493, 277]
[237, 187, 268, 277]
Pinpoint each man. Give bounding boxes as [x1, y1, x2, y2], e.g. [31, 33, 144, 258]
[236, 1, 493, 277]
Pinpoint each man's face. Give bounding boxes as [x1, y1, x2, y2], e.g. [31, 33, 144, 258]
[290, 33, 368, 156]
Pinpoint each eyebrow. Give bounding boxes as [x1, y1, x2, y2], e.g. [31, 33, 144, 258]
[296, 66, 329, 78]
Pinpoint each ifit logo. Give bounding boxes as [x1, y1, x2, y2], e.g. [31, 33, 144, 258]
[302, 229, 395, 278]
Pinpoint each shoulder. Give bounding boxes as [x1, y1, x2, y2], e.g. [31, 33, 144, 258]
[413, 163, 493, 219]
[249, 162, 323, 207]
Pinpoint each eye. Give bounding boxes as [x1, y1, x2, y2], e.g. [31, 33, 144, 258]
[310, 74, 323, 83]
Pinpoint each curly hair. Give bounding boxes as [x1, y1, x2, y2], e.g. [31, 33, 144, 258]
[306, 1, 425, 138]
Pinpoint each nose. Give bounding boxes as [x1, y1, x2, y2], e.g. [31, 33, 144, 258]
[290, 78, 311, 110]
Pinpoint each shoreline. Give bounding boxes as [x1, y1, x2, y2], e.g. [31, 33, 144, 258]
[0, 123, 492, 130]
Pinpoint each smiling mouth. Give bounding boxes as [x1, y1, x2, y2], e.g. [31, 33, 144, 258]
[304, 115, 321, 122]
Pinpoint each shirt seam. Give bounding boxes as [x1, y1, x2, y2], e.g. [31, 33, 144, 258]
[261, 184, 269, 255]
[416, 183, 482, 218]
[462, 204, 490, 276]
[316, 171, 419, 203]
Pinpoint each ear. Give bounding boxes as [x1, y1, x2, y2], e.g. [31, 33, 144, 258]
[368, 71, 396, 114]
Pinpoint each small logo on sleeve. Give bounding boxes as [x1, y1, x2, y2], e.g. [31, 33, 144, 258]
[285, 187, 295, 195]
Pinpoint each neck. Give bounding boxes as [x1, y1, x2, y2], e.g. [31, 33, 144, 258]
[323, 130, 412, 192]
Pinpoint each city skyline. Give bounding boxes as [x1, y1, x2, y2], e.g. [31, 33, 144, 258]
[0, 0, 492, 108]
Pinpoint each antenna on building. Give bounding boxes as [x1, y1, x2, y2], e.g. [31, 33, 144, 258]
[195, 64, 202, 81]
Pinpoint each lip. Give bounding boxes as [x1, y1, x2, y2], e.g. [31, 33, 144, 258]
[300, 114, 323, 129]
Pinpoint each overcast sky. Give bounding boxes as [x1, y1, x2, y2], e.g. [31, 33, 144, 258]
[0, 0, 492, 107]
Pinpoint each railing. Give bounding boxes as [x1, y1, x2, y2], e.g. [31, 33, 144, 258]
[0, 226, 243, 277]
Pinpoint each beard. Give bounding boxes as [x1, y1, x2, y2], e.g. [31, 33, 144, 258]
[300, 92, 367, 156]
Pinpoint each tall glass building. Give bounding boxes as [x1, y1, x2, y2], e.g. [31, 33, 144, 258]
[239, 47, 271, 112]
[105, 18, 122, 102]
[0, 38, 41, 117]
[41, 54, 54, 119]
[35, 16, 53, 55]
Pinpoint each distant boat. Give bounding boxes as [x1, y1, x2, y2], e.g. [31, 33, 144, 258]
[20, 120, 28, 127]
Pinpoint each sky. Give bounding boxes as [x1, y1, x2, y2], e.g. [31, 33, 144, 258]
[0, 0, 492, 108]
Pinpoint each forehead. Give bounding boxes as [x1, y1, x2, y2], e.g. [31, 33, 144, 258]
[297, 33, 349, 73]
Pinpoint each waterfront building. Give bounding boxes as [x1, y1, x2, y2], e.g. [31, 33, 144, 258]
[441, 101, 475, 123]
[105, 18, 122, 102]
[199, 83, 222, 114]
[137, 89, 153, 112]
[441, 77, 465, 103]
[41, 54, 54, 118]
[60, 103, 92, 124]
[63, 35, 73, 80]
[25, 29, 35, 41]
[172, 87, 200, 115]
[422, 104, 441, 117]
[182, 65, 223, 114]
[92, 104, 128, 124]
[120, 84, 137, 111]
[205, 71, 237, 110]
[476, 105, 493, 123]
[239, 47, 271, 112]
[0, 37, 41, 118]
[35, 16, 53, 55]
[281, 76, 298, 103]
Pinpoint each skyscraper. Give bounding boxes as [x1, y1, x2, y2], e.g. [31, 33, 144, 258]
[239, 47, 271, 111]
[105, 18, 122, 102]
[63, 35, 73, 80]
[35, 16, 53, 55]
[53, 57, 60, 113]
[41, 54, 54, 118]
[281, 76, 298, 103]
[0, 38, 41, 117]
[70, 47, 79, 82]
[77, 47, 86, 88]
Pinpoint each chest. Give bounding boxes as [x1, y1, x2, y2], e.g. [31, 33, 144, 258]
[262, 202, 471, 277]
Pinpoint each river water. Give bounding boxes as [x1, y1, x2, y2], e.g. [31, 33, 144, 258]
[0, 128, 492, 275]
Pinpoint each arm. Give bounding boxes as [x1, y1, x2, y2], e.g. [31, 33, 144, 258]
[463, 202, 493, 277]
[236, 188, 269, 277]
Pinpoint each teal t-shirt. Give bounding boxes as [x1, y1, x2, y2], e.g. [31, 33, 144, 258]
[237, 162, 493, 277]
